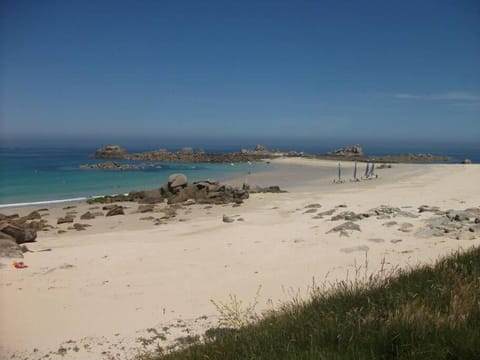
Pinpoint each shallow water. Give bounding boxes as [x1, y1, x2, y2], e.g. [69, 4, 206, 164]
[0, 147, 269, 205]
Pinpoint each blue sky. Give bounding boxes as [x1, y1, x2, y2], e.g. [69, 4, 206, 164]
[1, 0, 479, 145]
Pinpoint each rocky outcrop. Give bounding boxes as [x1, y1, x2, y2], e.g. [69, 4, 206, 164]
[249, 185, 286, 194]
[92, 145, 277, 163]
[79, 161, 139, 171]
[168, 174, 188, 191]
[84, 174, 283, 208]
[315, 147, 450, 163]
[165, 180, 250, 205]
[94, 145, 127, 159]
[328, 145, 364, 156]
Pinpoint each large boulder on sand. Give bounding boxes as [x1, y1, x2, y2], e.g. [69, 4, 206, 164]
[0, 223, 37, 244]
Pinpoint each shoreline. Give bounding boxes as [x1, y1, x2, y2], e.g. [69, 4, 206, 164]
[1, 158, 479, 359]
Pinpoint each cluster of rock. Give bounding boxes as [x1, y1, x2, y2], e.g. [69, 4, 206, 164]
[93, 145, 127, 158]
[79, 161, 141, 171]
[315, 144, 451, 163]
[92, 144, 279, 163]
[327, 144, 364, 157]
[320, 203, 480, 240]
[373, 153, 451, 163]
[321, 204, 425, 237]
[420, 207, 480, 240]
[87, 174, 284, 207]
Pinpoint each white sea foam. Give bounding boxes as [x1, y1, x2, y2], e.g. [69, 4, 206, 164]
[0, 197, 89, 209]
[0, 193, 132, 209]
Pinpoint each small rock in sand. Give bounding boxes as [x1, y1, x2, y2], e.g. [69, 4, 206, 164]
[106, 206, 124, 217]
[303, 209, 317, 214]
[383, 221, 398, 227]
[222, 215, 235, 223]
[327, 221, 361, 234]
[57, 216, 74, 225]
[25, 211, 42, 220]
[418, 205, 440, 213]
[390, 239, 403, 244]
[140, 216, 155, 221]
[469, 224, 480, 233]
[394, 211, 419, 218]
[72, 223, 91, 231]
[80, 211, 96, 220]
[304, 203, 322, 209]
[398, 223, 414, 232]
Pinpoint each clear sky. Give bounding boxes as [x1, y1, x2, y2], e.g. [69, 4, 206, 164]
[1, 0, 479, 145]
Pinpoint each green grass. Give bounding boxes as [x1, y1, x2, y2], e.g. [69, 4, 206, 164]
[148, 247, 480, 359]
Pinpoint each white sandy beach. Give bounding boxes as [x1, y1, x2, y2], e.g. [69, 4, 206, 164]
[1, 158, 479, 360]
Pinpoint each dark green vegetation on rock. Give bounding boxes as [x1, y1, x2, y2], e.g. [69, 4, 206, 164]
[150, 246, 480, 359]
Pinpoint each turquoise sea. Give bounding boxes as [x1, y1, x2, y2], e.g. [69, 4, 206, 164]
[0, 147, 268, 206]
[0, 142, 478, 206]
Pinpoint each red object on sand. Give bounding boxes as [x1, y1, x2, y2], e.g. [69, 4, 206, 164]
[12, 261, 28, 269]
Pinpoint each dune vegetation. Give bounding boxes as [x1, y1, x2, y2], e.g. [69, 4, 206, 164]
[144, 246, 480, 360]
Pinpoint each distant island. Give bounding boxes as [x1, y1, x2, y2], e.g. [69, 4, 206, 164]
[81, 144, 451, 170]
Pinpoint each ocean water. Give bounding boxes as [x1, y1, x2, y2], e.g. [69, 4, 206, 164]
[0, 147, 268, 206]
[0, 142, 478, 206]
